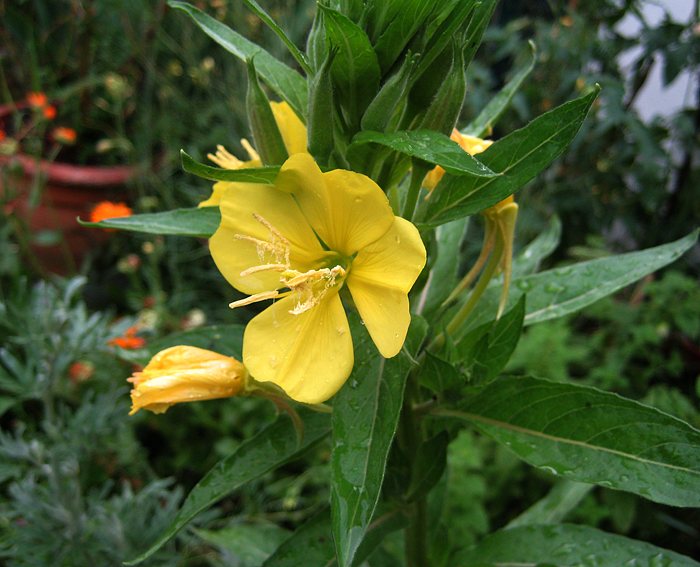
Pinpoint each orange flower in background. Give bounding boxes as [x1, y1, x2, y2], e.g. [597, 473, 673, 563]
[108, 326, 146, 350]
[0, 130, 5, 142]
[90, 201, 133, 223]
[52, 126, 77, 145]
[43, 105, 57, 120]
[69, 361, 95, 383]
[26, 91, 48, 108]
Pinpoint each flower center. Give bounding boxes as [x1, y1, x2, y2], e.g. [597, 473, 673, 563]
[229, 214, 348, 315]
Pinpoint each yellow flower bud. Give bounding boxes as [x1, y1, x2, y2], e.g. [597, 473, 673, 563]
[128, 346, 247, 415]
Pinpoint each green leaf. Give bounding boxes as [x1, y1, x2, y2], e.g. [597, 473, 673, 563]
[330, 316, 427, 567]
[371, 0, 434, 73]
[263, 511, 334, 567]
[512, 215, 561, 278]
[0, 396, 16, 417]
[420, 352, 463, 394]
[181, 150, 279, 183]
[241, 0, 311, 74]
[79, 207, 220, 237]
[417, 218, 469, 316]
[459, 295, 525, 384]
[406, 432, 449, 500]
[454, 524, 700, 566]
[321, 6, 381, 120]
[352, 130, 497, 177]
[457, 230, 699, 335]
[463, 40, 537, 138]
[119, 324, 245, 365]
[440, 375, 700, 507]
[506, 480, 593, 528]
[195, 523, 289, 566]
[418, 87, 599, 227]
[264, 507, 408, 567]
[168, 1, 307, 117]
[125, 410, 331, 565]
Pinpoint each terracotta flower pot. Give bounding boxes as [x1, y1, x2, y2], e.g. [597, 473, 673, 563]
[0, 153, 138, 274]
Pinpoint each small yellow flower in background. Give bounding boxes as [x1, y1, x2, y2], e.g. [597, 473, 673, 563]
[198, 101, 307, 207]
[210, 153, 426, 404]
[431, 130, 519, 319]
[128, 345, 247, 415]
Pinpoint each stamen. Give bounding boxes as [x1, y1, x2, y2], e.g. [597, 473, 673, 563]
[207, 144, 243, 169]
[229, 290, 280, 309]
[241, 139, 260, 161]
[240, 263, 288, 277]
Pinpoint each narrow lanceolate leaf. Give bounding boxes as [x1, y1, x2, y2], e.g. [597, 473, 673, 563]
[264, 507, 407, 567]
[352, 130, 496, 177]
[416, 218, 469, 316]
[506, 480, 593, 528]
[331, 317, 428, 567]
[511, 215, 561, 278]
[168, 0, 307, 117]
[181, 150, 279, 183]
[125, 411, 331, 565]
[79, 207, 220, 237]
[440, 375, 700, 507]
[454, 524, 700, 566]
[463, 40, 537, 138]
[456, 229, 699, 335]
[418, 87, 599, 227]
[240, 0, 311, 74]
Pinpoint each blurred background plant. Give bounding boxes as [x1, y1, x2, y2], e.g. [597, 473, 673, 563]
[0, 0, 698, 564]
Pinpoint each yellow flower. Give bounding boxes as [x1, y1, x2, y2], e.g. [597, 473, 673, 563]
[128, 346, 247, 415]
[210, 154, 426, 404]
[199, 101, 307, 207]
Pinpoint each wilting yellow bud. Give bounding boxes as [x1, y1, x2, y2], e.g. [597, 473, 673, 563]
[423, 130, 494, 191]
[128, 346, 247, 415]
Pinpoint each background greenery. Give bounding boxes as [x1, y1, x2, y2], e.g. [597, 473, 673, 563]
[0, 0, 698, 565]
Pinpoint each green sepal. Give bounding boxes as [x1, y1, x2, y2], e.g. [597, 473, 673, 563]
[360, 52, 419, 133]
[307, 48, 337, 167]
[418, 39, 466, 136]
[246, 58, 289, 165]
[321, 5, 381, 128]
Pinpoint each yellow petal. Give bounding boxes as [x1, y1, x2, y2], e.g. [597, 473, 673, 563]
[347, 217, 426, 357]
[210, 182, 324, 295]
[198, 181, 230, 208]
[128, 346, 247, 415]
[270, 101, 307, 156]
[276, 154, 395, 256]
[243, 293, 353, 403]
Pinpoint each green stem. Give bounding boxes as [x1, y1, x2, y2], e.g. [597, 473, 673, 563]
[399, 371, 428, 567]
[402, 162, 428, 220]
[429, 234, 504, 352]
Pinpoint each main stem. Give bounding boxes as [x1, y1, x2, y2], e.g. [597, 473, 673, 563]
[399, 371, 428, 567]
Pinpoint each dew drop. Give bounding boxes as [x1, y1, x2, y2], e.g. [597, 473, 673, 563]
[268, 356, 278, 369]
[516, 280, 533, 292]
[336, 327, 346, 335]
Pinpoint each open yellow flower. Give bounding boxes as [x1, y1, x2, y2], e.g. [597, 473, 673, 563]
[199, 101, 307, 207]
[128, 345, 247, 415]
[210, 154, 426, 403]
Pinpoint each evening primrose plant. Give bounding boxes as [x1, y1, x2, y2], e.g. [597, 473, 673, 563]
[85, 1, 700, 566]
